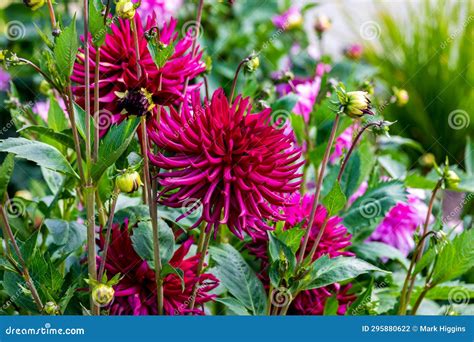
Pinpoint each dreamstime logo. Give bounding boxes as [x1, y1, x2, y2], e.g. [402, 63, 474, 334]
[359, 21, 381, 41]
[448, 109, 470, 130]
[270, 287, 292, 308]
[270, 109, 291, 130]
[5, 21, 26, 41]
[358, 198, 381, 219]
[182, 20, 203, 40]
[93, 109, 114, 131]
[448, 287, 470, 307]
[5, 198, 26, 218]
[181, 198, 202, 219]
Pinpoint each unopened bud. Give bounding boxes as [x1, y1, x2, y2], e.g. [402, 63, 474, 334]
[39, 80, 52, 95]
[393, 87, 409, 106]
[314, 15, 331, 34]
[116, 0, 136, 20]
[92, 284, 114, 306]
[245, 55, 260, 73]
[115, 170, 143, 193]
[444, 170, 460, 190]
[337, 87, 373, 118]
[23, 0, 45, 10]
[44, 301, 60, 315]
[419, 153, 436, 168]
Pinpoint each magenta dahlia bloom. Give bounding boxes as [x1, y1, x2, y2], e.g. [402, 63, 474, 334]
[343, 43, 364, 60]
[149, 89, 303, 239]
[97, 220, 218, 315]
[272, 6, 303, 30]
[246, 194, 354, 315]
[72, 14, 204, 132]
[137, 0, 182, 24]
[368, 189, 429, 256]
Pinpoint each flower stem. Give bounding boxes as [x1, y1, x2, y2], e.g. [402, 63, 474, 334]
[229, 58, 247, 103]
[0, 205, 43, 312]
[83, 0, 91, 175]
[306, 215, 330, 263]
[337, 121, 378, 182]
[97, 188, 120, 281]
[84, 186, 99, 315]
[65, 86, 85, 183]
[188, 227, 212, 312]
[297, 114, 340, 264]
[93, 47, 101, 162]
[46, 0, 57, 32]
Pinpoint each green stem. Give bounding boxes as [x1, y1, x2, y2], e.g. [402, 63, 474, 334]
[84, 186, 98, 315]
[188, 228, 212, 312]
[93, 47, 101, 162]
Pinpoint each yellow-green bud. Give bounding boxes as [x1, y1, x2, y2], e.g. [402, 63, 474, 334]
[44, 301, 60, 315]
[0, 50, 6, 62]
[92, 284, 115, 306]
[245, 55, 260, 72]
[343, 91, 372, 118]
[393, 87, 409, 106]
[445, 170, 460, 190]
[286, 11, 303, 30]
[419, 153, 436, 168]
[116, 171, 143, 193]
[116, 0, 136, 20]
[23, 0, 45, 11]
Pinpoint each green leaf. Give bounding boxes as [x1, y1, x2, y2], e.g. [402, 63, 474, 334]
[290, 114, 306, 145]
[210, 244, 267, 315]
[347, 278, 374, 315]
[378, 135, 424, 153]
[431, 229, 474, 285]
[89, 0, 106, 47]
[405, 172, 438, 190]
[0, 154, 15, 201]
[466, 136, 473, 176]
[339, 152, 361, 198]
[268, 233, 296, 287]
[410, 283, 474, 306]
[342, 181, 406, 241]
[0, 138, 78, 178]
[274, 226, 305, 255]
[302, 256, 388, 291]
[322, 181, 347, 217]
[91, 118, 140, 181]
[18, 126, 75, 150]
[47, 96, 68, 132]
[161, 264, 185, 292]
[270, 93, 298, 113]
[131, 220, 175, 266]
[351, 241, 409, 269]
[54, 16, 79, 79]
[323, 296, 339, 315]
[214, 297, 251, 315]
[147, 40, 175, 68]
[44, 219, 86, 256]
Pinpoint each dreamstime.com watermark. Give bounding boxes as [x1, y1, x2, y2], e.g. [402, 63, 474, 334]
[4, 323, 85, 336]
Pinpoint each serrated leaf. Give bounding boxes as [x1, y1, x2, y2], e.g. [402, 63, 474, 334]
[0, 154, 15, 201]
[0, 138, 78, 178]
[18, 126, 75, 150]
[54, 16, 79, 79]
[131, 220, 175, 266]
[91, 118, 140, 181]
[210, 244, 267, 315]
[322, 181, 347, 217]
[47, 96, 68, 132]
[302, 256, 388, 291]
[44, 219, 86, 256]
[214, 297, 251, 315]
[274, 226, 305, 254]
[147, 40, 175, 68]
[352, 241, 409, 269]
[89, 0, 106, 47]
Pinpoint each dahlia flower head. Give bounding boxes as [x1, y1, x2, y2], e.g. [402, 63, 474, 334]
[137, 0, 182, 24]
[149, 89, 303, 239]
[72, 13, 204, 132]
[97, 220, 218, 315]
[272, 6, 303, 30]
[246, 193, 354, 315]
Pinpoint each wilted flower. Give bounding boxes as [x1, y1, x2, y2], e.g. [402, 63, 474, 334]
[149, 89, 303, 239]
[343, 44, 363, 60]
[336, 87, 373, 118]
[116, 0, 137, 20]
[272, 7, 303, 30]
[97, 220, 219, 315]
[314, 15, 331, 34]
[392, 87, 409, 106]
[115, 170, 143, 193]
[72, 14, 205, 134]
[92, 284, 115, 306]
[23, 0, 45, 10]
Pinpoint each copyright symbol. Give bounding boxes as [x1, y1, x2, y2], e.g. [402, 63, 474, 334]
[412, 325, 418, 332]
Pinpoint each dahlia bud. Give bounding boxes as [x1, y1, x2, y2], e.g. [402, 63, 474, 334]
[116, 0, 136, 20]
[314, 15, 331, 35]
[419, 153, 436, 168]
[23, 0, 45, 10]
[336, 86, 373, 118]
[344, 44, 363, 60]
[115, 170, 143, 193]
[393, 87, 409, 106]
[245, 54, 260, 73]
[92, 284, 115, 306]
[44, 301, 60, 315]
[0, 50, 6, 63]
[285, 9, 303, 30]
[444, 170, 460, 190]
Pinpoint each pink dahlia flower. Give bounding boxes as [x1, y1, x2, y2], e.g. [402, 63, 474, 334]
[97, 220, 218, 315]
[149, 89, 303, 239]
[272, 6, 303, 30]
[72, 14, 204, 132]
[246, 194, 354, 315]
[137, 0, 182, 24]
[368, 189, 429, 256]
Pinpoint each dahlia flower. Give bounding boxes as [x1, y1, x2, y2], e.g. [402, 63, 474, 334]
[97, 220, 219, 315]
[149, 89, 303, 239]
[368, 189, 429, 256]
[246, 194, 354, 315]
[272, 7, 303, 30]
[343, 44, 363, 60]
[137, 0, 182, 25]
[72, 14, 204, 132]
